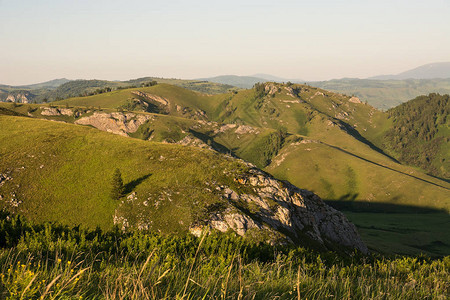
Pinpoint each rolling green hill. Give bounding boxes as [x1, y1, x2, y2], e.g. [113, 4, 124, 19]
[39, 82, 450, 210]
[0, 115, 254, 231]
[2, 82, 449, 255]
[0, 114, 372, 253]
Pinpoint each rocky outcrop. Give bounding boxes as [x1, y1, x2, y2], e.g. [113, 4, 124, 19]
[41, 107, 75, 116]
[349, 96, 362, 104]
[0, 172, 12, 188]
[235, 125, 260, 135]
[265, 83, 279, 95]
[114, 159, 368, 253]
[193, 167, 368, 253]
[132, 91, 169, 106]
[75, 112, 152, 136]
[176, 135, 212, 149]
[5, 91, 34, 103]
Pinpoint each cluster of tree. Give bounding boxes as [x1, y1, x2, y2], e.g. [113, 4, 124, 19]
[85, 87, 112, 96]
[251, 128, 288, 167]
[253, 82, 266, 99]
[384, 93, 449, 178]
[141, 81, 158, 87]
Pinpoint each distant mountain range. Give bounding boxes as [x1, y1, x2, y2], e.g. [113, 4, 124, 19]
[2, 62, 450, 108]
[368, 62, 450, 80]
[199, 62, 450, 89]
[0, 78, 71, 90]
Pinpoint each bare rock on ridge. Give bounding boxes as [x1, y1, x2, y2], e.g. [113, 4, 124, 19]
[114, 159, 368, 254]
[200, 167, 369, 253]
[75, 112, 152, 136]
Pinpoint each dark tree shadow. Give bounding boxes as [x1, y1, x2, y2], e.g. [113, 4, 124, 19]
[188, 129, 231, 154]
[124, 173, 152, 194]
[324, 198, 448, 214]
[321, 142, 450, 190]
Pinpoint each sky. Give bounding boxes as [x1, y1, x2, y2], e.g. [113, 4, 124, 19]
[1, 0, 450, 85]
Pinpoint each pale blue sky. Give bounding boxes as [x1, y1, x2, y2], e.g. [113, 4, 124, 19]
[1, 0, 449, 85]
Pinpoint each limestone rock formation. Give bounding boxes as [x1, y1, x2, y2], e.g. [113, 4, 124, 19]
[41, 107, 75, 116]
[114, 160, 368, 254]
[199, 167, 368, 253]
[75, 112, 152, 136]
[5, 92, 34, 103]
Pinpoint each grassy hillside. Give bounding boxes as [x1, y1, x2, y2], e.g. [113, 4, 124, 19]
[16, 83, 450, 210]
[55, 83, 228, 116]
[0, 115, 253, 231]
[3, 83, 449, 256]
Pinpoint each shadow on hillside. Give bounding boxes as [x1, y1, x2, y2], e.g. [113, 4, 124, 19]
[321, 142, 450, 191]
[428, 173, 450, 184]
[189, 129, 231, 153]
[124, 173, 152, 194]
[324, 198, 448, 214]
[338, 120, 400, 163]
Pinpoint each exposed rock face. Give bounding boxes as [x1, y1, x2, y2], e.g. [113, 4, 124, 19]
[349, 96, 362, 104]
[194, 167, 368, 253]
[75, 112, 152, 136]
[5, 92, 34, 103]
[132, 91, 169, 106]
[113, 158, 368, 253]
[41, 107, 75, 116]
[235, 125, 260, 135]
[265, 83, 278, 95]
[176, 135, 212, 149]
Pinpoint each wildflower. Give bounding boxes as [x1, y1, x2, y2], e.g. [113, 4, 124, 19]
[67, 261, 72, 266]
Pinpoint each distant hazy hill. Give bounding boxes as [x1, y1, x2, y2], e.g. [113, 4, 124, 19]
[18, 78, 71, 89]
[0, 77, 234, 103]
[370, 62, 450, 80]
[198, 75, 267, 88]
[199, 74, 303, 89]
[0, 78, 71, 90]
[309, 78, 450, 110]
[251, 73, 303, 83]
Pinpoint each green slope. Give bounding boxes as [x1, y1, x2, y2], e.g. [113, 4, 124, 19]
[0, 115, 252, 231]
[266, 138, 449, 210]
[11, 82, 450, 209]
[2, 82, 449, 256]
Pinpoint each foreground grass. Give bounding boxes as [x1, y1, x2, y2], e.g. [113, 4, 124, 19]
[0, 213, 448, 299]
